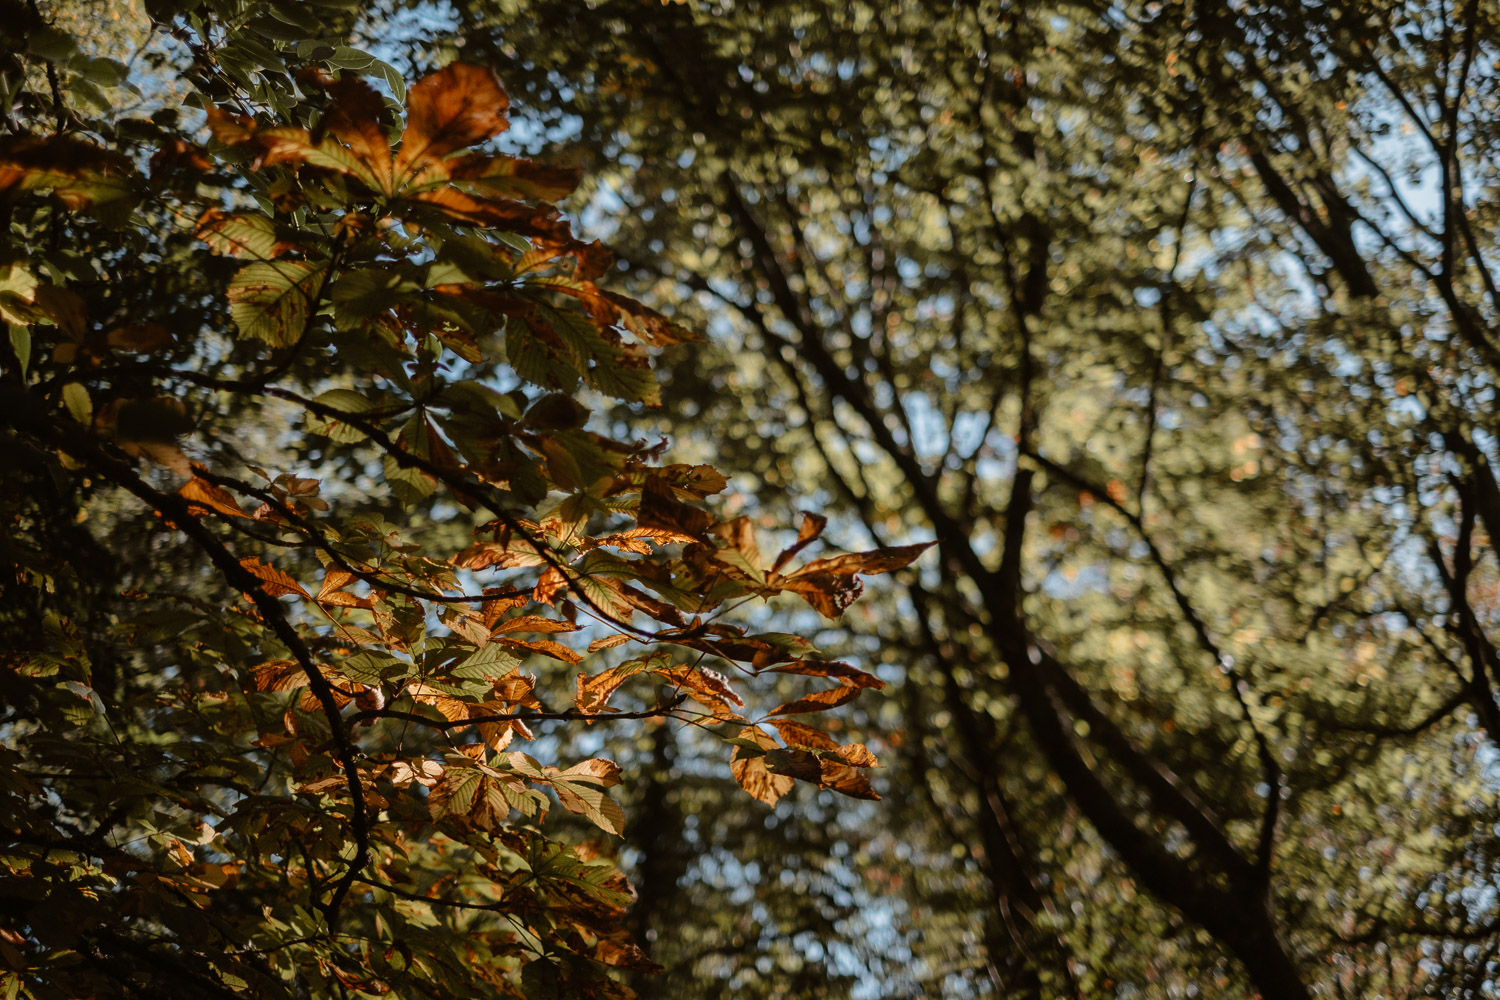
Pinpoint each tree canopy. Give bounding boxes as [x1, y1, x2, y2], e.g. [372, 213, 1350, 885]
[0, 1, 923, 997]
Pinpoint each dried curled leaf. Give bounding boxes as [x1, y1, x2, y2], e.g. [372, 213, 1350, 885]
[180, 476, 250, 519]
[240, 557, 311, 599]
[766, 683, 862, 718]
[775, 541, 935, 619]
[730, 726, 795, 806]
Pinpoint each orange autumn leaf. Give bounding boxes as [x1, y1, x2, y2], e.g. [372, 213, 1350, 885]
[762, 658, 884, 690]
[180, 476, 250, 519]
[396, 64, 510, 177]
[730, 726, 794, 807]
[771, 511, 828, 572]
[776, 541, 934, 619]
[817, 761, 880, 800]
[239, 557, 311, 599]
[766, 683, 862, 718]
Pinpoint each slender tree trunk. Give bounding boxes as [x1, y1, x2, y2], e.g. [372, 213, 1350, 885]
[626, 721, 683, 998]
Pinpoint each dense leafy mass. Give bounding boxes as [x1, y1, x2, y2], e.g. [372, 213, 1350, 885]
[0, 3, 927, 997]
[443, 0, 1500, 996]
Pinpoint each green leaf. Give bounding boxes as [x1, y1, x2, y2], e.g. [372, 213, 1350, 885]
[339, 651, 407, 685]
[716, 548, 767, 586]
[325, 45, 376, 71]
[197, 212, 285, 260]
[226, 261, 327, 347]
[266, 3, 327, 31]
[61, 383, 90, 424]
[552, 780, 626, 836]
[520, 959, 558, 1000]
[374, 59, 408, 104]
[306, 389, 374, 444]
[330, 269, 420, 332]
[383, 454, 434, 505]
[26, 27, 78, 62]
[311, 388, 374, 414]
[531, 846, 633, 907]
[77, 57, 128, 88]
[451, 643, 523, 680]
[430, 767, 482, 819]
[0, 264, 39, 327]
[9, 324, 30, 378]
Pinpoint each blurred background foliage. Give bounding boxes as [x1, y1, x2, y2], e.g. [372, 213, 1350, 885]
[12, 0, 1500, 995]
[422, 0, 1500, 995]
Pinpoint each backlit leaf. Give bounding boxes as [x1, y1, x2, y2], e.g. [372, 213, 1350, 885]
[226, 261, 327, 347]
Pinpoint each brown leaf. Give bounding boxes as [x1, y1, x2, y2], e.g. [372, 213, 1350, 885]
[319, 74, 395, 194]
[490, 667, 542, 708]
[409, 186, 569, 236]
[594, 939, 664, 974]
[496, 636, 583, 665]
[598, 289, 702, 346]
[587, 633, 633, 653]
[479, 587, 530, 628]
[777, 570, 863, 619]
[653, 664, 745, 719]
[492, 615, 580, 635]
[818, 761, 879, 800]
[33, 284, 86, 339]
[0, 135, 136, 215]
[406, 683, 470, 721]
[638, 475, 713, 541]
[396, 64, 510, 177]
[789, 541, 934, 579]
[557, 758, 622, 787]
[240, 557, 311, 599]
[777, 541, 935, 619]
[180, 476, 250, 519]
[105, 322, 174, 353]
[763, 747, 824, 783]
[447, 152, 582, 203]
[447, 614, 490, 649]
[532, 566, 568, 605]
[122, 439, 192, 478]
[613, 582, 688, 627]
[768, 719, 839, 751]
[772, 511, 827, 572]
[833, 743, 879, 768]
[730, 726, 794, 806]
[203, 108, 257, 146]
[196, 209, 299, 260]
[148, 137, 210, 179]
[248, 659, 308, 692]
[575, 665, 632, 715]
[763, 658, 884, 690]
[454, 539, 547, 571]
[317, 569, 372, 609]
[709, 516, 762, 570]
[766, 683, 862, 718]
